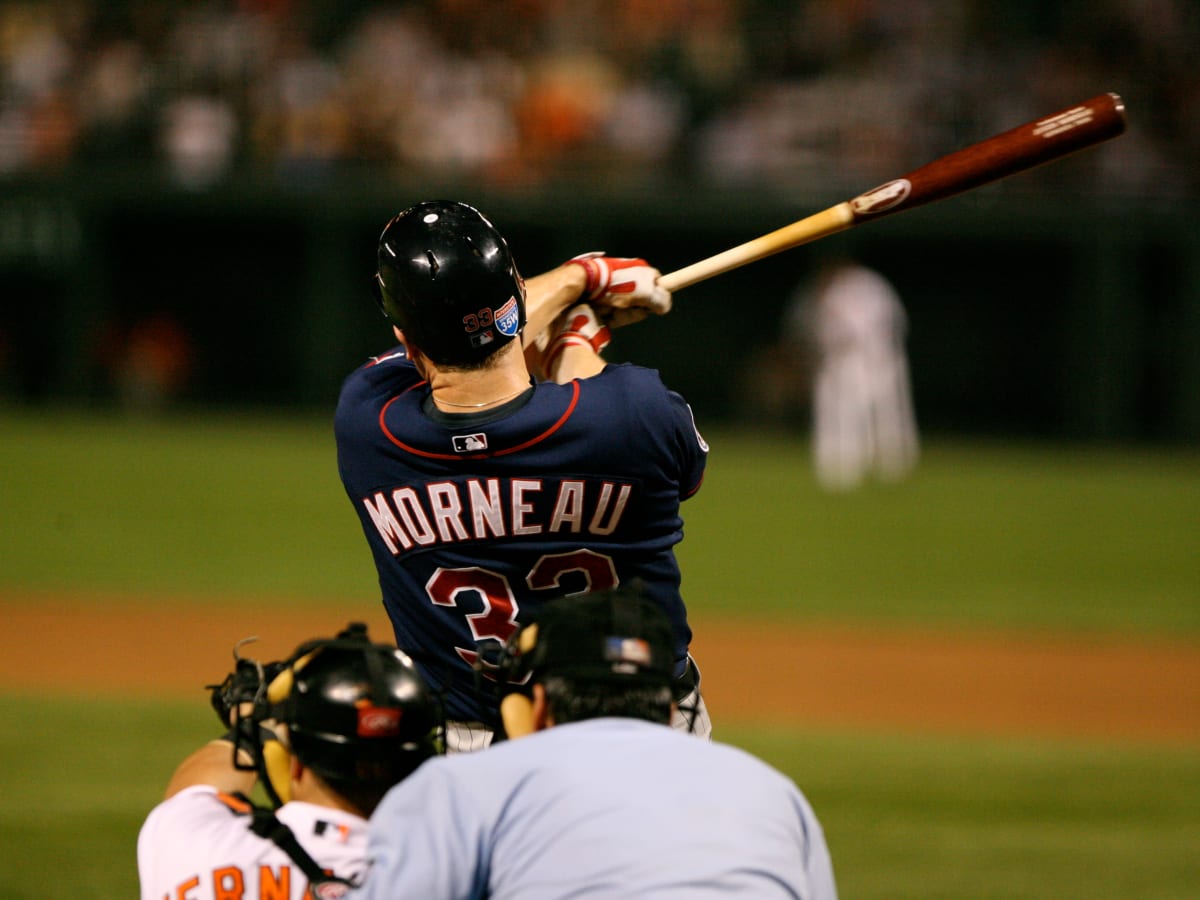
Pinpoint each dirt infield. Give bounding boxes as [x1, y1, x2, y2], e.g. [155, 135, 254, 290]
[3, 592, 1198, 745]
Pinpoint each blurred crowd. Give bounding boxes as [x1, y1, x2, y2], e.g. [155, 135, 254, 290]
[1, 0, 1195, 196]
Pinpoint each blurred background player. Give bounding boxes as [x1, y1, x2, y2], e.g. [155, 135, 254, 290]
[787, 256, 919, 491]
[335, 200, 710, 751]
[137, 623, 440, 900]
[349, 586, 837, 899]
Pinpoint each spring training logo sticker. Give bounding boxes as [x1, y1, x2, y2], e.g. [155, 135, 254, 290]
[495, 297, 521, 337]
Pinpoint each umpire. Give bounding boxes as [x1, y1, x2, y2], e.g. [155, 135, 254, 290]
[349, 587, 838, 899]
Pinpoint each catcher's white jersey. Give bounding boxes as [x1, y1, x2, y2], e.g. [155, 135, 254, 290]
[137, 786, 368, 900]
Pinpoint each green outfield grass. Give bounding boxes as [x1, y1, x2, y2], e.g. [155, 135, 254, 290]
[1, 695, 1196, 900]
[1, 408, 1197, 632]
[1, 408, 1198, 899]
[682, 430, 1200, 633]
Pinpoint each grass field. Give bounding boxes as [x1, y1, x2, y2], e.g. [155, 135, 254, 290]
[3, 408, 1196, 631]
[1, 696, 1197, 900]
[1, 408, 1198, 899]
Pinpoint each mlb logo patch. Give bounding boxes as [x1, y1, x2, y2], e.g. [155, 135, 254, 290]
[495, 297, 521, 337]
[453, 433, 488, 453]
[469, 329, 496, 349]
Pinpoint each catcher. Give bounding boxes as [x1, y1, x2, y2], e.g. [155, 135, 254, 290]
[137, 623, 440, 900]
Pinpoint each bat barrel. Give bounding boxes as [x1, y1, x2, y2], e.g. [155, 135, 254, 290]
[656, 92, 1128, 293]
[850, 93, 1127, 219]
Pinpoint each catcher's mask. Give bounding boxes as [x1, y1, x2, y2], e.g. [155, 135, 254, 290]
[373, 200, 527, 368]
[491, 585, 679, 739]
[242, 623, 441, 808]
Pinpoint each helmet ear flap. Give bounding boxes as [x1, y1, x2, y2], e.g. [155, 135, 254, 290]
[258, 648, 322, 807]
[261, 733, 293, 806]
[266, 649, 319, 705]
[498, 623, 540, 740]
[499, 693, 536, 740]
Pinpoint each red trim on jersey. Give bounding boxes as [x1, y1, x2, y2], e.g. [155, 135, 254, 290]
[378, 381, 580, 460]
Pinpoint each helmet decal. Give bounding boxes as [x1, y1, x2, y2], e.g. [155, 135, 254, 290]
[495, 297, 521, 337]
[356, 704, 402, 737]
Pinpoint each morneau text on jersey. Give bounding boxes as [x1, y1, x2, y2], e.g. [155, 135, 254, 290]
[362, 476, 635, 555]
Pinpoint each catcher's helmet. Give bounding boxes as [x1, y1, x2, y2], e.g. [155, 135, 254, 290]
[374, 200, 526, 367]
[270, 623, 439, 794]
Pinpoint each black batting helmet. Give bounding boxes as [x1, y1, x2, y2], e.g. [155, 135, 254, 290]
[267, 623, 439, 796]
[374, 200, 526, 367]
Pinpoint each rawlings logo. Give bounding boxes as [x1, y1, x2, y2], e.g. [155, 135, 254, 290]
[356, 704, 401, 737]
[851, 179, 912, 215]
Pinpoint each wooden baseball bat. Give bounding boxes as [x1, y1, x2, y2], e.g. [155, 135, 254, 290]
[658, 92, 1127, 292]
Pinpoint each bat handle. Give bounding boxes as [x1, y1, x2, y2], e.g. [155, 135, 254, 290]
[658, 202, 856, 292]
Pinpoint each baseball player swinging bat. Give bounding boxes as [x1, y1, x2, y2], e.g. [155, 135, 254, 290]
[658, 92, 1127, 292]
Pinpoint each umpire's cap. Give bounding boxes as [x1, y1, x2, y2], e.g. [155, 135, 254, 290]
[509, 586, 676, 689]
[374, 200, 527, 367]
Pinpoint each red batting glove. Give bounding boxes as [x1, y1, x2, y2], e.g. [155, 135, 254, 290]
[543, 304, 612, 374]
[566, 252, 672, 326]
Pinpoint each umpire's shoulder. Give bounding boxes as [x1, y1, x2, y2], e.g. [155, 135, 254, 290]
[378, 738, 530, 810]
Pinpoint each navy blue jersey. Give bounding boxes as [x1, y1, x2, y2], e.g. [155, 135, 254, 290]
[335, 346, 708, 723]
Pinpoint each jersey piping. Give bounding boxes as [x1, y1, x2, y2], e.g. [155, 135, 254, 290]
[378, 380, 581, 460]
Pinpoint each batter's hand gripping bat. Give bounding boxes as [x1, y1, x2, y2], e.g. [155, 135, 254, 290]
[657, 93, 1127, 292]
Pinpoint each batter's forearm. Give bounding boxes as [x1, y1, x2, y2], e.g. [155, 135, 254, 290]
[522, 265, 588, 346]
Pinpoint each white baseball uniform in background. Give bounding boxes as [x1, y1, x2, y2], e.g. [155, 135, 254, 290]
[790, 262, 919, 491]
[137, 785, 368, 899]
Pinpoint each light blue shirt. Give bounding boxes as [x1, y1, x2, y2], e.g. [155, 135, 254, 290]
[352, 718, 837, 899]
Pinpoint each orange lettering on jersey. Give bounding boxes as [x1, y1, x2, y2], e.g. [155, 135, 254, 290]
[215, 792, 252, 814]
[212, 865, 245, 900]
[174, 875, 200, 899]
[259, 865, 291, 900]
